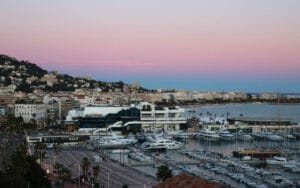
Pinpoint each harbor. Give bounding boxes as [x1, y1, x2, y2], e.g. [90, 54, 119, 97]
[20, 103, 300, 187]
[31, 128, 300, 188]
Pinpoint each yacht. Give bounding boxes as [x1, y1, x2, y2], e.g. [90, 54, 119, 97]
[196, 129, 220, 142]
[145, 133, 171, 142]
[252, 132, 266, 140]
[141, 138, 183, 151]
[283, 134, 296, 141]
[91, 135, 137, 149]
[263, 132, 283, 141]
[266, 157, 287, 166]
[237, 133, 254, 141]
[218, 129, 235, 141]
[252, 132, 283, 141]
[129, 152, 152, 162]
[175, 132, 195, 139]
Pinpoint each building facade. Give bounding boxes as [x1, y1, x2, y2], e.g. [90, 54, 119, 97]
[14, 104, 47, 123]
[139, 102, 187, 131]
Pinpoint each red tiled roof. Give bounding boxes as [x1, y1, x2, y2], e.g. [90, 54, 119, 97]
[153, 173, 227, 188]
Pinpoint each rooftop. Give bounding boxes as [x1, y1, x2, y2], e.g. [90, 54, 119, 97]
[153, 173, 227, 188]
[83, 106, 130, 117]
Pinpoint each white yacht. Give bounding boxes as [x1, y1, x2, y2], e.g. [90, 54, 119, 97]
[252, 132, 283, 141]
[266, 157, 287, 166]
[196, 129, 220, 142]
[90, 135, 137, 149]
[175, 132, 195, 139]
[283, 134, 296, 141]
[237, 133, 254, 141]
[129, 152, 152, 162]
[218, 129, 235, 141]
[252, 132, 266, 139]
[263, 132, 283, 141]
[141, 138, 183, 151]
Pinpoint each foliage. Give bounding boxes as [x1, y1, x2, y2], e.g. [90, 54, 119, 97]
[156, 165, 173, 181]
[92, 165, 100, 179]
[53, 163, 71, 187]
[16, 82, 34, 93]
[92, 165, 100, 185]
[81, 157, 90, 178]
[4, 115, 24, 132]
[0, 144, 51, 188]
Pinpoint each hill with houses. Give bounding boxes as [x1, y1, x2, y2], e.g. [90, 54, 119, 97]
[0, 54, 144, 93]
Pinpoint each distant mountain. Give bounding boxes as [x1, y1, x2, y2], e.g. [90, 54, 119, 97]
[0, 54, 143, 93]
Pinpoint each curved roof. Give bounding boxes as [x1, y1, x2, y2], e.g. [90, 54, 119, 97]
[83, 106, 130, 117]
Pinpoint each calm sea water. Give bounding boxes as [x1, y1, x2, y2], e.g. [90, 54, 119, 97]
[181, 103, 300, 158]
[185, 103, 300, 123]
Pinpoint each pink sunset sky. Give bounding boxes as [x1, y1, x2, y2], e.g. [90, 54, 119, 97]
[0, 0, 299, 92]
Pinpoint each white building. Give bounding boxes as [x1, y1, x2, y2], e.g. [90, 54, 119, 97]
[15, 104, 47, 123]
[138, 102, 187, 131]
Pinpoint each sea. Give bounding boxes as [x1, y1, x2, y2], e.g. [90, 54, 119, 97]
[180, 103, 300, 156]
[184, 103, 300, 123]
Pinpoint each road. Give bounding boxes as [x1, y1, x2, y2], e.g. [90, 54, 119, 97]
[0, 131, 24, 169]
[44, 149, 157, 188]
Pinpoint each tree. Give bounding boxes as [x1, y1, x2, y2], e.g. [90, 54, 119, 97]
[81, 157, 90, 178]
[54, 163, 71, 187]
[34, 142, 47, 162]
[156, 165, 173, 181]
[0, 144, 51, 188]
[92, 165, 100, 185]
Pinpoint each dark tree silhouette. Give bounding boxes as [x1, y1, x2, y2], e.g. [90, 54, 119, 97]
[156, 165, 173, 181]
[0, 145, 51, 188]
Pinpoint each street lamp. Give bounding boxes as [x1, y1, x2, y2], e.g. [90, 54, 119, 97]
[107, 171, 111, 188]
[107, 171, 116, 188]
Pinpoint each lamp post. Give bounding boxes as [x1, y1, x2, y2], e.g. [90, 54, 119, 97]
[78, 164, 81, 185]
[107, 171, 116, 188]
[107, 172, 110, 188]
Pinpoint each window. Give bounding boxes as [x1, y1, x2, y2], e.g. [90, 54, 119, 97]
[141, 114, 152, 118]
[168, 113, 176, 118]
[155, 113, 165, 118]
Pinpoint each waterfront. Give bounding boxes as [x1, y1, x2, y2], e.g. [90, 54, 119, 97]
[102, 136, 300, 188]
[185, 103, 300, 123]
[2, 102, 300, 187]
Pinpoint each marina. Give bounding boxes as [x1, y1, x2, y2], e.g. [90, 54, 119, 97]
[23, 103, 300, 187]
[30, 130, 300, 187]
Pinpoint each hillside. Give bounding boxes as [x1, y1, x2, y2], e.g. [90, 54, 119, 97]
[0, 54, 141, 93]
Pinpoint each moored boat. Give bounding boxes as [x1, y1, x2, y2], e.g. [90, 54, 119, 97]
[218, 129, 235, 141]
[196, 129, 220, 142]
[252, 132, 283, 141]
[90, 135, 138, 149]
[233, 149, 282, 159]
[141, 138, 183, 151]
[238, 134, 254, 141]
[266, 156, 287, 166]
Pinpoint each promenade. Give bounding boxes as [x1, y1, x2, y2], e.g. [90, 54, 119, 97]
[43, 149, 157, 188]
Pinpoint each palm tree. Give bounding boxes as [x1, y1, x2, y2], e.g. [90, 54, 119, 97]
[156, 165, 173, 181]
[81, 157, 90, 178]
[92, 165, 100, 185]
[54, 163, 71, 187]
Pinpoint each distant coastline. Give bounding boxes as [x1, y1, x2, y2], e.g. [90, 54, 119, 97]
[157, 101, 300, 108]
